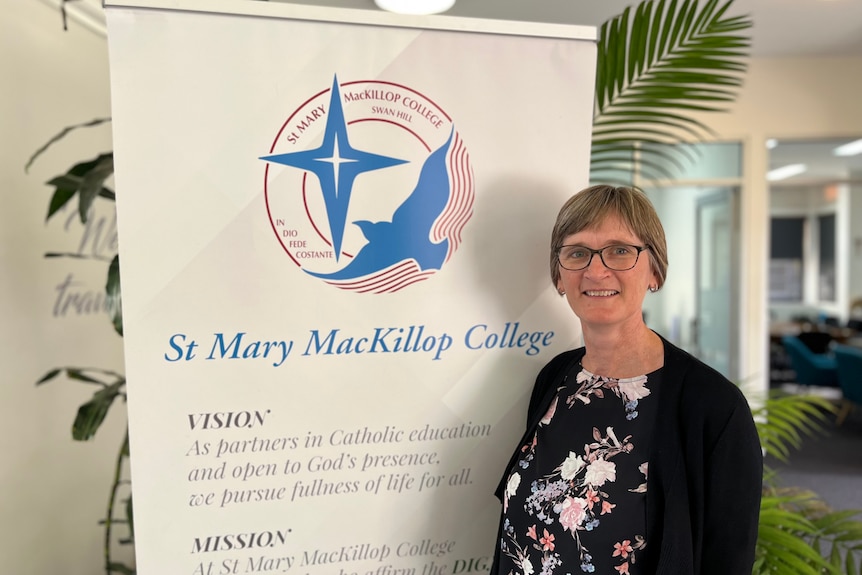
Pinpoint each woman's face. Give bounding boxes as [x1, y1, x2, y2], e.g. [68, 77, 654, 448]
[556, 212, 658, 332]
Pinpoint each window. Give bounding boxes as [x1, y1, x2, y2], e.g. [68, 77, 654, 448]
[769, 217, 804, 302]
[819, 214, 836, 301]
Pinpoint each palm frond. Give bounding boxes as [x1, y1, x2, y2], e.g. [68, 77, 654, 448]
[752, 391, 833, 464]
[591, 0, 751, 182]
[752, 392, 862, 574]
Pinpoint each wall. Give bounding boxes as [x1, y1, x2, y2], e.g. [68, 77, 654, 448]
[0, 1, 130, 573]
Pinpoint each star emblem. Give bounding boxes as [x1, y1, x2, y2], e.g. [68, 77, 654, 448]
[261, 75, 407, 260]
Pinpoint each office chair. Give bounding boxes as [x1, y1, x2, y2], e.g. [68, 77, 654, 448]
[781, 335, 839, 388]
[833, 344, 862, 425]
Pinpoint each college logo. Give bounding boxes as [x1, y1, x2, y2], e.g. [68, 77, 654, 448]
[261, 75, 474, 293]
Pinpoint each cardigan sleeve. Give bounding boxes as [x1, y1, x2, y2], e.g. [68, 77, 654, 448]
[700, 392, 763, 575]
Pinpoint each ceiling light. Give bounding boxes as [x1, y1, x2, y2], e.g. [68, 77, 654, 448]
[833, 139, 862, 157]
[766, 138, 777, 149]
[374, 0, 456, 15]
[767, 164, 807, 181]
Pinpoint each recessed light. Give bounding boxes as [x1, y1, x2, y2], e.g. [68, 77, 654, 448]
[374, 0, 456, 14]
[833, 139, 862, 157]
[767, 163, 807, 181]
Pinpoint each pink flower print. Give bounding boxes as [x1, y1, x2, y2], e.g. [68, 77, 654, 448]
[585, 487, 600, 509]
[613, 540, 633, 559]
[618, 377, 650, 401]
[559, 496, 587, 532]
[527, 524, 538, 541]
[614, 562, 631, 574]
[540, 529, 555, 551]
[584, 458, 616, 487]
[540, 396, 558, 425]
[601, 500, 616, 515]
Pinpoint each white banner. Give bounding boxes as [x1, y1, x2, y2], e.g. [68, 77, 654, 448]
[105, 2, 595, 574]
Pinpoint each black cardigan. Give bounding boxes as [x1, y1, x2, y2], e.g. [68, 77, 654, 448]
[492, 335, 763, 575]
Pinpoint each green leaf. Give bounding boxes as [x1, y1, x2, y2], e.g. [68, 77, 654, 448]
[34, 366, 125, 388]
[72, 381, 124, 441]
[46, 188, 76, 220]
[77, 153, 114, 224]
[43, 155, 116, 223]
[590, 0, 752, 182]
[65, 368, 109, 386]
[106, 255, 123, 336]
[35, 368, 62, 385]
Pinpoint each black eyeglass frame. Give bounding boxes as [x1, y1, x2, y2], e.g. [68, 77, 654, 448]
[556, 244, 650, 272]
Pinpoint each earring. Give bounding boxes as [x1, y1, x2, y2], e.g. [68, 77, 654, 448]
[559, 290, 566, 296]
[648, 285, 658, 293]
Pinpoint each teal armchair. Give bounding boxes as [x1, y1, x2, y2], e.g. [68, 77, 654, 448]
[781, 335, 839, 388]
[833, 344, 862, 424]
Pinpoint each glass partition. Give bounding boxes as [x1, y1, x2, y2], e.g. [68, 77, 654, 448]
[768, 137, 862, 325]
[640, 142, 743, 379]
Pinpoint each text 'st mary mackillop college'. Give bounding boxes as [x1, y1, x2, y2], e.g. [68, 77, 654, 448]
[104, 2, 596, 574]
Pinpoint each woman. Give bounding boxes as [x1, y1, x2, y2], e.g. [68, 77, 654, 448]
[492, 185, 762, 575]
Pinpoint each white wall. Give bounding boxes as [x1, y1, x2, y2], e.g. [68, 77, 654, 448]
[0, 1, 130, 573]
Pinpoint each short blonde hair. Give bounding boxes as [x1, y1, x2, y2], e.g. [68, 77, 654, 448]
[549, 185, 668, 289]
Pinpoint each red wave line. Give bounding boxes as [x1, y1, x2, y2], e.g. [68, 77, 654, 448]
[433, 134, 474, 258]
[359, 265, 420, 292]
[433, 134, 468, 241]
[331, 263, 436, 294]
[331, 262, 417, 292]
[450, 147, 475, 247]
[324, 260, 415, 288]
[437, 139, 464, 257]
[388, 273, 434, 293]
[376, 268, 436, 293]
[355, 266, 427, 294]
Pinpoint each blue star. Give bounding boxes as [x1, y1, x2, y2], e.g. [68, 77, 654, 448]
[261, 75, 407, 260]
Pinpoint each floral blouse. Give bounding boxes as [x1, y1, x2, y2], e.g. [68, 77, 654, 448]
[498, 366, 661, 575]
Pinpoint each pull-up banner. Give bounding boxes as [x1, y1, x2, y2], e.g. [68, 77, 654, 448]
[104, 1, 596, 573]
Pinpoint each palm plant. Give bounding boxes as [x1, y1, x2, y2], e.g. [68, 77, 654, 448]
[29, 0, 862, 573]
[592, 0, 750, 182]
[753, 393, 862, 574]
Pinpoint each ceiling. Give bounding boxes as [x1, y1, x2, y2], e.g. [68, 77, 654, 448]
[60, 0, 862, 58]
[53, 0, 862, 182]
[769, 138, 862, 183]
[294, 0, 862, 58]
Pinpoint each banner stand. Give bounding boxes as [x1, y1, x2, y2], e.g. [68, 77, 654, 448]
[105, 2, 596, 573]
